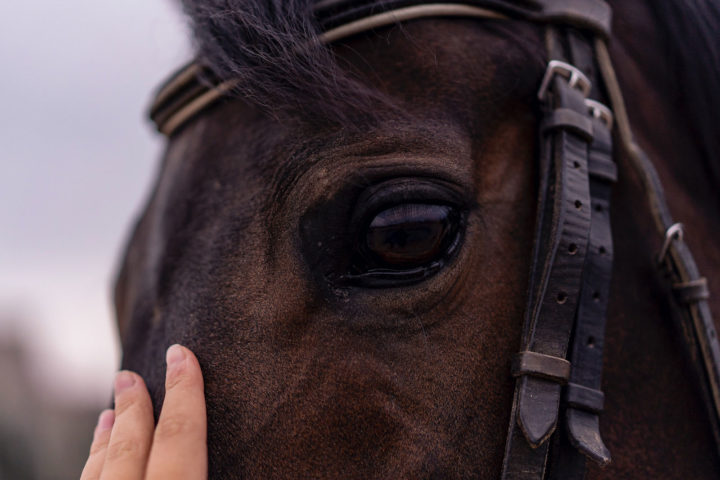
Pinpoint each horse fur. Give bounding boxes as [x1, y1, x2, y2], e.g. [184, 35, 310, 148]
[114, 1, 720, 478]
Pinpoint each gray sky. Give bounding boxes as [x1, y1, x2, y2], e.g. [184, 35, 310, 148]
[0, 0, 191, 404]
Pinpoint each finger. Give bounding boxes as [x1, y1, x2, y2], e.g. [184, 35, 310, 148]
[99, 371, 155, 480]
[80, 410, 115, 480]
[146, 345, 207, 480]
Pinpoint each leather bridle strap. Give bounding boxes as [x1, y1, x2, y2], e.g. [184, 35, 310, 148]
[596, 38, 720, 456]
[501, 24, 602, 479]
[150, 0, 611, 137]
[544, 28, 616, 478]
[547, 101, 615, 480]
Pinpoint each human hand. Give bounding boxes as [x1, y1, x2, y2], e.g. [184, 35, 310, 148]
[80, 345, 207, 480]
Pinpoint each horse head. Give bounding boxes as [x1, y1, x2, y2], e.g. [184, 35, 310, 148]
[114, 1, 720, 477]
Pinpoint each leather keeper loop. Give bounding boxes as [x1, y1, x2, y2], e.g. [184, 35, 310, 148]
[588, 154, 617, 182]
[673, 278, 710, 304]
[565, 382, 605, 413]
[539, 0, 612, 38]
[512, 351, 571, 384]
[541, 108, 594, 142]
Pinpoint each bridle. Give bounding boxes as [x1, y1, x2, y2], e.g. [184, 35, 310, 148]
[148, 1, 720, 478]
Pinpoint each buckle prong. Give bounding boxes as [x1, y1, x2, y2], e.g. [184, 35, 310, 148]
[538, 60, 592, 101]
[585, 99, 614, 129]
[658, 222, 684, 266]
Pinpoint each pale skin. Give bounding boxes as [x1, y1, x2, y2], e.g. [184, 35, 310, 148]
[81, 345, 208, 480]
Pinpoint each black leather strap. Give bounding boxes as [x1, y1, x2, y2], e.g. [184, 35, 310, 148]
[501, 30, 595, 478]
[663, 240, 720, 453]
[548, 110, 615, 479]
[540, 28, 615, 480]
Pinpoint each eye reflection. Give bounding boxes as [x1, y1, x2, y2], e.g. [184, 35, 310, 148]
[364, 203, 458, 268]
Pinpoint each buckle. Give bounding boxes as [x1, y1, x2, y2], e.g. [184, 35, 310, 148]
[657, 222, 684, 266]
[537, 60, 592, 101]
[585, 99, 614, 130]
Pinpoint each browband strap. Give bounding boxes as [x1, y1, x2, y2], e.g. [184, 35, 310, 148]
[149, 0, 611, 137]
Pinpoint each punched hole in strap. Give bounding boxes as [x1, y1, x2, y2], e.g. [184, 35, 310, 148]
[673, 277, 710, 304]
[565, 383, 605, 413]
[512, 351, 571, 384]
[541, 108, 594, 142]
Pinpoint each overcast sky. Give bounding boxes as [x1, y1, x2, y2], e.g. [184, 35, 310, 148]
[0, 0, 191, 404]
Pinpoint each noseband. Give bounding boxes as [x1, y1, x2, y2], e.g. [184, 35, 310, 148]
[149, 1, 720, 478]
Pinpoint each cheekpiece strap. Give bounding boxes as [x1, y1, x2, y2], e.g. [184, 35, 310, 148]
[500, 26, 598, 480]
[501, 19, 618, 479]
[548, 29, 615, 479]
[559, 104, 614, 469]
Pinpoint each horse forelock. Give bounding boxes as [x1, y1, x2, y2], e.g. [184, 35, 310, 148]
[179, 0, 394, 127]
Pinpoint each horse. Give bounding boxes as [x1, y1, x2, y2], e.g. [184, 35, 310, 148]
[113, 0, 720, 478]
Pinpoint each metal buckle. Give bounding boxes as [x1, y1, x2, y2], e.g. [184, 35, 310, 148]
[537, 60, 592, 101]
[585, 99, 614, 130]
[658, 222, 684, 266]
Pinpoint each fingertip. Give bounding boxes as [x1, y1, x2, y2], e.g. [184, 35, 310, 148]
[166, 344, 202, 381]
[147, 345, 207, 479]
[98, 409, 115, 430]
[93, 409, 115, 440]
[114, 370, 137, 395]
[166, 344, 187, 367]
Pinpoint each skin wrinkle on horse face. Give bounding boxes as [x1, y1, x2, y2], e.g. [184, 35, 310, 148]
[115, 6, 720, 479]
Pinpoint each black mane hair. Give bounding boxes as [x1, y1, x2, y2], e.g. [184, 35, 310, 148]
[648, 0, 720, 185]
[179, 0, 392, 126]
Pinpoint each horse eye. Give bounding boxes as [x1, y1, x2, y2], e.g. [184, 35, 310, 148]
[363, 203, 459, 268]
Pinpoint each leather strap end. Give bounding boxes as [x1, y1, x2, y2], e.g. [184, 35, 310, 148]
[567, 408, 612, 466]
[517, 376, 563, 447]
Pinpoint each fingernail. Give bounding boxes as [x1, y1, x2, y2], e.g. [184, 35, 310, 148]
[94, 409, 115, 438]
[114, 371, 135, 394]
[166, 344, 186, 371]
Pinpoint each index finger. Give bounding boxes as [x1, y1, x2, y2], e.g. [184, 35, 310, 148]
[145, 345, 207, 480]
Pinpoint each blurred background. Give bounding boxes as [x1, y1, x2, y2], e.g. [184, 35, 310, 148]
[0, 1, 191, 477]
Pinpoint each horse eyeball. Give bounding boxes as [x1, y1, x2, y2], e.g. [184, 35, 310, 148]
[364, 204, 459, 268]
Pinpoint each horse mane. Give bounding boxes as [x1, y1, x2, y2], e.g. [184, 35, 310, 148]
[648, 0, 720, 185]
[178, 0, 389, 126]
